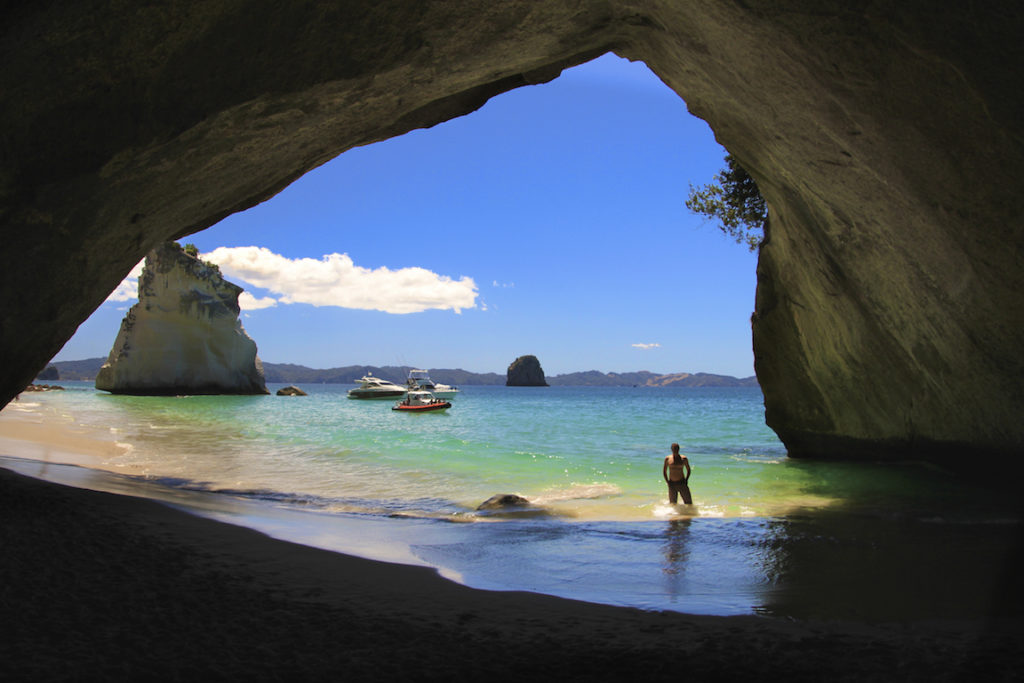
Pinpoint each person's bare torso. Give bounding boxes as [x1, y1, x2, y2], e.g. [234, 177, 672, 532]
[665, 457, 687, 482]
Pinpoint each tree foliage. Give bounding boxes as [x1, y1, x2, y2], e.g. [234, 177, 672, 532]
[685, 154, 766, 251]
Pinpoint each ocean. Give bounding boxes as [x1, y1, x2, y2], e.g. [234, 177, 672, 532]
[4, 381, 1020, 621]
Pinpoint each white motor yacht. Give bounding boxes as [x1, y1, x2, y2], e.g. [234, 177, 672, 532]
[347, 374, 407, 399]
[406, 369, 459, 399]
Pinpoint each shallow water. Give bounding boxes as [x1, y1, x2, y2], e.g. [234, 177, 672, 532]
[4, 382, 1020, 620]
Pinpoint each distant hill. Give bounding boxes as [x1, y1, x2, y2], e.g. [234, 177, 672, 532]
[259, 364, 506, 386]
[48, 359, 757, 387]
[37, 365, 60, 380]
[547, 371, 759, 387]
[46, 357, 106, 380]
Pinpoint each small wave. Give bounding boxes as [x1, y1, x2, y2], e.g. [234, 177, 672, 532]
[532, 482, 622, 504]
[215, 487, 333, 507]
[8, 401, 42, 410]
[651, 503, 701, 519]
[175, 482, 472, 520]
[152, 478, 403, 516]
[132, 477, 328, 508]
[513, 450, 561, 461]
[727, 449, 785, 464]
[147, 475, 215, 490]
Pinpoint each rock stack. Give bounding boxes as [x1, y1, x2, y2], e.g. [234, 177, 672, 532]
[506, 355, 548, 387]
[95, 242, 269, 395]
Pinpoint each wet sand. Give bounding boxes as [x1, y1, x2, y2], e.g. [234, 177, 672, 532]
[1, 408, 1022, 680]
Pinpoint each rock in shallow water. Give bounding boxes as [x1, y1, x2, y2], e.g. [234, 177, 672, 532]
[477, 494, 532, 510]
[476, 494, 553, 518]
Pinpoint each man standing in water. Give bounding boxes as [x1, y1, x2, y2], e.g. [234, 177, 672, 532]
[663, 443, 692, 504]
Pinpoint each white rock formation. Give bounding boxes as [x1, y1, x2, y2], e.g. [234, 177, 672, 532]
[95, 242, 269, 395]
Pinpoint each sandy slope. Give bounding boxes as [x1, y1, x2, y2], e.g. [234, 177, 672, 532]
[2, 465, 1022, 681]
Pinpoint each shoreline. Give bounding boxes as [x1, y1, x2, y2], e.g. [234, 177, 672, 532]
[0, 401, 450, 572]
[0, 390, 809, 526]
[3, 467, 1021, 681]
[2, 401, 1022, 678]
[0, 398, 134, 471]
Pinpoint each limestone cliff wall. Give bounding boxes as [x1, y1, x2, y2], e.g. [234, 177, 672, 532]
[95, 243, 268, 395]
[1, 2, 1022, 461]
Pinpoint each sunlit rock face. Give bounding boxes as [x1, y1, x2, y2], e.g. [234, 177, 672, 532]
[95, 243, 268, 395]
[2, 2, 1021, 461]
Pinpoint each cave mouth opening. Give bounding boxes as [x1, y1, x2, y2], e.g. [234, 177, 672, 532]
[55, 53, 759, 385]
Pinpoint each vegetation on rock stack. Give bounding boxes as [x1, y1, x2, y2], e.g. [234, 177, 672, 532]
[179, 242, 221, 276]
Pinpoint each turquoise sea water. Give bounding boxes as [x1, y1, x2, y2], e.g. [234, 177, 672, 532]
[4, 382, 1020, 620]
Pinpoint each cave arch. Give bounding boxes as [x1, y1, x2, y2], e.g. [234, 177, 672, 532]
[82, 53, 752, 379]
[2, 2, 1022, 461]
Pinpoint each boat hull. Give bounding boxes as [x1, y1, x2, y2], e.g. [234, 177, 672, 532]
[392, 401, 451, 412]
[347, 390, 406, 399]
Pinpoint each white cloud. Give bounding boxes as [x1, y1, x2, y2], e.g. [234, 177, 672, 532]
[238, 291, 278, 310]
[203, 246, 478, 314]
[105, 260, 145, 303]
[632, 343, 661, 350]
[492, 280, 515, 288]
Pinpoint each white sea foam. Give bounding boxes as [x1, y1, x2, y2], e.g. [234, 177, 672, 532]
[531, 482, 622, 504]
[652, 502, 702, 519]
[8, 401, 42, 411]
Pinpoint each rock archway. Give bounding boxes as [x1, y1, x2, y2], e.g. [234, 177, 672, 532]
[2, 2, 1021, 461]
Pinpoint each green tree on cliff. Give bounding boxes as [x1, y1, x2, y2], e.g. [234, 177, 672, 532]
[686, 154, 766, 251]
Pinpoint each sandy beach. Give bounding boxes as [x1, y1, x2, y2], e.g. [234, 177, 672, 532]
[1, 404, 1021, 681]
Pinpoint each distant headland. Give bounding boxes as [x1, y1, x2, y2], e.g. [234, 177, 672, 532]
[43, 358, 758, 388]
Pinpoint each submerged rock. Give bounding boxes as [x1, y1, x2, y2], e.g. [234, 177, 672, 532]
[23, 384, 64, 392]
[276, 385, 307, 396]
[95, 242, 269, 395]
[476, 493, 550, 518]
[506, 355, 548, 387]
[477, 494, 532, 510]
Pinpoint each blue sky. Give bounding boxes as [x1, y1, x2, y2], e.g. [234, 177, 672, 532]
[56, 54, 759, 378]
